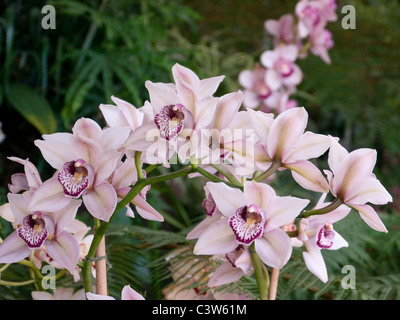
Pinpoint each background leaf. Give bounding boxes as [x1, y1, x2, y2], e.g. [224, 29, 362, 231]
[6, 82, 57, 134]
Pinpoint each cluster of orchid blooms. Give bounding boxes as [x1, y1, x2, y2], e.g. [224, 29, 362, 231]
[0, 0, 393, 300]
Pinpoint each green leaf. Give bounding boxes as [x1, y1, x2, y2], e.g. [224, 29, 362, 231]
[6, 83, 57, 134]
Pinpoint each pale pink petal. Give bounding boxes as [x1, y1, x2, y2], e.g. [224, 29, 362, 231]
[111, 95, 144, 130]
[267, 107, 308, 162]
[198, 75, 225, 97]
[327, 136, 347, 172]
[8, 157, 42, 189]
[111, 158, 136, 191]
[328, 231, 348, 250]
[303, 246, 328, 282]
[131, 195, 164, 222]
[255, 228, 292, 268]
[346, 177, 392, 205]
[212, 91, 243, 131]
[193, 218, 237, 255]
[28, 177, 72, 212]
[0, 203, 16, 224]
[99, 104, 128, 128]
[265, 69, 282, 91]
[121, 285, 145, 300]
[98, 126, 130, 151]
[243, 181, 276, 213]
[86, 292, 115, 300]
[186, 213, 222, 240]
[278, 44, 298, 61]
[247, 108, 274, 146]
[8, 173, 29, 194]
[285, 160, 329, 193]
[206, 182, 247, 218]
[260, 50, 278, 68]
[8, 193, 30, 223]
[0, 232, 30, 263]
[266, 195, 309, 231]
[124, 121, 159, 152]
[208, 262, 244, 287]
[238, 70, 254, 89]
[83, 182, 117, 221]
[34, 133, 76, 169]
[265, 19, 279, 36]
[332, 149, 377, 201]
[94, 149, 122, 183]
[72, 118, 102, 140]
[283, 64, 303, 87]
[347, 203, 388, 233]
[285, 131, 330, 163]
[243, 90, 261, 109]
[51, 199, 82, 232]
[45, 231, 80, 274]
[145, 81, 180, 114]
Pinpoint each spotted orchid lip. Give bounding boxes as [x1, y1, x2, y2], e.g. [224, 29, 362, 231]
[316, 223, 335, 249]
[58, 159, 90, 198]
[17, 212, 48, 249]
[229, 204, 266, 245]
[154, 104, 186, 141]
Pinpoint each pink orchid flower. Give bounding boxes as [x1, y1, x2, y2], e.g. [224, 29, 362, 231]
[86, 285, 145, 300]
[265, 13, 295, 46]
[298, 194, 350, 282]
[310, 26, 334, 64]
[33, 118, 130, 221]
[295, 0, 337, 39]
[110, 157, 164, 222]
[193, 181, 309, 269]
[324, 137, 392, 232]
[0, 193, 81, 274]
[249, 107, 331, 192]
[126, 63, 224, 164]
[260, 44, 303, 91]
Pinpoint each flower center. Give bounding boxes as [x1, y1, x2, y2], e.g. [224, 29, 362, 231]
[17, 212, 48, 249]
[274, 58, 294, 77]
[257, 82, 272, 100]
[154, 104, 186, 141]
[58, 159, 90, 198]
[229, 204, 265, 245]
[316, 223, 335, 249]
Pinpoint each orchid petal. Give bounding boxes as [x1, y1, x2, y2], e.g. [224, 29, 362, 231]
[83, 182, 117, 222]
[28, 176, 72, 212]
[267, 107, 308, 162]
[206, 182, 247, 218]
[285, 131, 330, 163]
[45, 231, 80, 274]
[247, 108, 274, 146]
[208, 262, 245, 287]
[285, 160, 329, 193]
[121, 285, 145, 300]
[0, 232, 30, 263]
[72, 118, 102, 140]
[255, 228, 292, 268]
[347, 203, 388, 233]
[193, 218, 237, 255]
[131, 195, 164, 222]
[346, 177, 392, 205]
[303, 246, 328, 282]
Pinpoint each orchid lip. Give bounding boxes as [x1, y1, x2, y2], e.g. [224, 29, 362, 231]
[17, 212, 48, 249]
[316, 223, 335, 249]
[229, 204, 265, 245]
[58, 159, 90, 198]
[202, 193, 216, 216]
[154, 104, 186, 141]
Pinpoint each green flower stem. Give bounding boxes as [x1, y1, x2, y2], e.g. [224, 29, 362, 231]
[135, 151, 144, 180]
[192, 165, 243, 190]
[210, 164, 242, 186]
[0, 279, 36, 287]
[303, 198, 344, 218]
[253, 160, 282, 182]
[250, 242, 269, 300]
